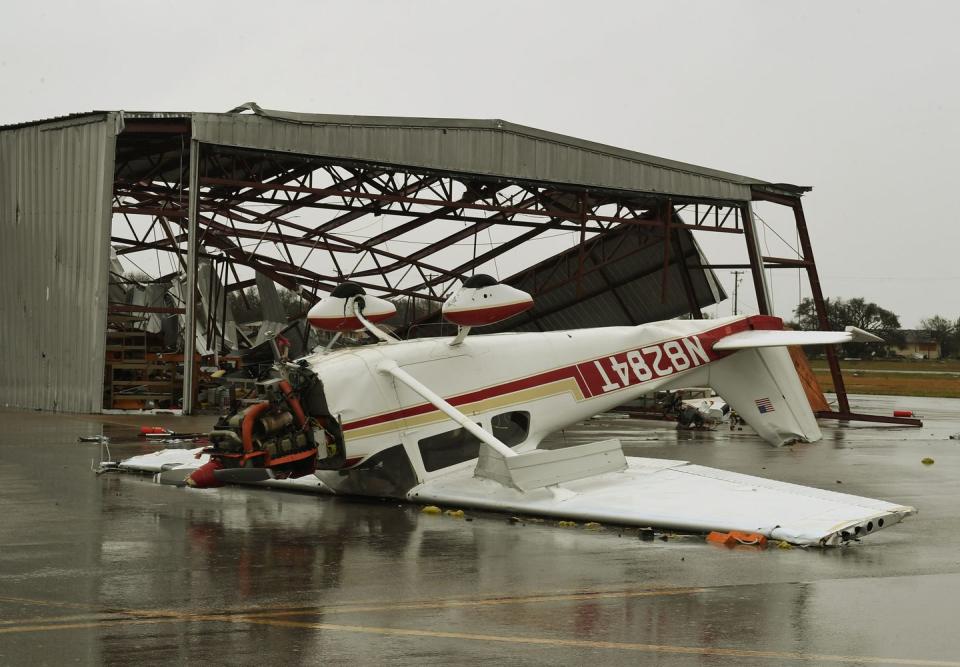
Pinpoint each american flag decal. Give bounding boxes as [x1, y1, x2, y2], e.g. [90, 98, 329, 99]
[755, 397, 775, 414]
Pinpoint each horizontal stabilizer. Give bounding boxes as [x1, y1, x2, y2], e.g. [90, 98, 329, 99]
[714, 326, 883, 351]
[844, 325, 885, 343]
[474, 439, 627, 491]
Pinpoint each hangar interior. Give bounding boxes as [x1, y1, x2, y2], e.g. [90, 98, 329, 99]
[0, 103, 907, 425]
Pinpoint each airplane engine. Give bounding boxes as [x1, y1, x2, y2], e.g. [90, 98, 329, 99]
[187, 364, 346, 488]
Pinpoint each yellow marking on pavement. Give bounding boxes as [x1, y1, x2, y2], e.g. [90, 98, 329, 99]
[0, 613, 120, 626]
[1, 590, 957, 666]
[0, 618, 186, 635]
[0, 587, 703, 629]
[169, 584, 707, 617]
[0, 588, 698, 634]
[219, 617, 960, 667]
[238, 587, 706, 617]
[0, 595, 98, 610]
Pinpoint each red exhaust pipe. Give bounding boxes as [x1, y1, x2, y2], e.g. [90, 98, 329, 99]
[186, 459, 225, 488]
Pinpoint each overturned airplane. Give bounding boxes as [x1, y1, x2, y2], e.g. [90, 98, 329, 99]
[120, 277, 914, 546]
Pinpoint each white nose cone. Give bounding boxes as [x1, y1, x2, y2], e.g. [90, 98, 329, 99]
[442, 275, 533, 327]
[307, 283, 396, 331]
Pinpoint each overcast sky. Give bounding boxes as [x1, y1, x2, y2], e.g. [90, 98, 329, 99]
[2, 0, 957, 327]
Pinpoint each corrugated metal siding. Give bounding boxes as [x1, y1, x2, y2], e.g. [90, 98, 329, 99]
[190, 113, 754, 202]
[409, 226, 725, 336]
[490, 228, 724, 333]
[0, 115, 117, 412]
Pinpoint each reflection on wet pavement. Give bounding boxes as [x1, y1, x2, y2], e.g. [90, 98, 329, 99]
[1, 395, 959, 664]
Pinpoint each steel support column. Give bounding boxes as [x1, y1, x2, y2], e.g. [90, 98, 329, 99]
[740, 202, 771, 314]
[182, 140, 201, 415]
[659, 200, 672, 304]
[670, 227, 704, 318]
[792, 200, 851, 414]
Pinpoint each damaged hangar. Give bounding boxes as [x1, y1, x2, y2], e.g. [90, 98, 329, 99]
[1, 104, 855, 417]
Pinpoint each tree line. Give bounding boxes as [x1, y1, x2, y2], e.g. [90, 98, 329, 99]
[791, 297, 958, 358]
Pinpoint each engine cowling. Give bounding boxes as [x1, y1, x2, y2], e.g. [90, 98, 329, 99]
[307, 282, 397, 332]
[442, 275, 533, 327]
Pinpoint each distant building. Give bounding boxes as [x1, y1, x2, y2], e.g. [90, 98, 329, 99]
[890, 330, 941, 359]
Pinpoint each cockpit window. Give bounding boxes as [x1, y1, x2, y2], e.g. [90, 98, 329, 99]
[491, 411, 530, 447]
[418, 425, 482, 472]
[417, 412, 531, 473]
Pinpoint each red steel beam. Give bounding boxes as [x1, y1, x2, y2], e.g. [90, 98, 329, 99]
[739, 204, 770, 314]
[660, 201, 672, 304]
[212, 194, 604, 231]
[111, 205, 358, 254]
[363, 184, 503, 247]
[199, 176, 745, 233]
[815, 411, 923, 427]
[299, 175, 440, 240]
[114, 181, 467, 288]
[762, 256, 812, 267]
[753, 191, 915, 426]
[792, 200, 851, 414]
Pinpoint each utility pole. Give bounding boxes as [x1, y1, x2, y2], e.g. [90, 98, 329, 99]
[730, 270, 744, 315]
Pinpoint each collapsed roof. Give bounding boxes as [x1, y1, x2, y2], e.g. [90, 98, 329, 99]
[99, 103, 804, 331]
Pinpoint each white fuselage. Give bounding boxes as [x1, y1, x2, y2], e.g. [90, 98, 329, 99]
[305, 316, 769, 486]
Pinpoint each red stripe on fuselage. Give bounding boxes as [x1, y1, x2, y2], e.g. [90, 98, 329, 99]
[342, 315, 781, 432]
[344, 364, 590, 432]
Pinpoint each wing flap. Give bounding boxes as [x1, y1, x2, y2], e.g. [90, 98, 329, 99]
[475, 439, 627, 491]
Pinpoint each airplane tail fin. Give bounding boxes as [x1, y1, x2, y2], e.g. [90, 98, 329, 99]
[696, 317, 858, 446]
[699, 317, 885, 445]
[708, 345, 821, 446]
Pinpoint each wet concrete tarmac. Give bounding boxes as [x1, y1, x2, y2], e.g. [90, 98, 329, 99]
[1, 394, 959, 665]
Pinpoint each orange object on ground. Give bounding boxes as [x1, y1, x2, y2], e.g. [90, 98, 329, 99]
[729, 531, 767, 546]
[707, 531, 736, 546]
[706, 531, 768, 547]
[139, 426, 168, 435]
[893, 410, 913, 417]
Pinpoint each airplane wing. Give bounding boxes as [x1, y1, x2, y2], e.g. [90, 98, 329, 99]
[120, 440, 914, 547]
[412, 457, 914, 547]
[713, 326, 883, 351]
[118, 447, 336, 492]
[378, 359, 913, 546]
